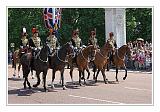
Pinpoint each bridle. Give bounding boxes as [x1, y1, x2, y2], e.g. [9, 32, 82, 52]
[115, 48, 125, 61]
[56, 45, 74, 63]
[80, 49, 90, 62]
[99, 51, 109, 59]
[116, 46, 131, 61]
[38, 46, 49, 63]
[80, 46, 96, 62]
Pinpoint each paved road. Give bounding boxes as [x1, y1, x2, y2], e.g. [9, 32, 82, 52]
[8, 65, 152, 105]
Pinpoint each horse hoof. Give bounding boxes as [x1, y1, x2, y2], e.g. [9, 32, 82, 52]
[45, 89, 48, 92]
[44, 88, 47, 92]
[32, 77, 34, 79]
[18, 76, 20, 78]
[81, 77, 84, 80]
[29, 86, 32, 89]
[51, 85, 55, 89]
[123, 77, 126, 80]
[33, 84, 37, 88]
[63, 86, 67, 90]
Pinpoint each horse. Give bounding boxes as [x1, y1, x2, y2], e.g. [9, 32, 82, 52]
[12, 49, 20, 77]
[12, 47, 34, 78]
[87, 41, 113, 84]
[69, 45, 97, 86]
[112, 45, 132, 82]
[50, 42, 74, 90]
[20, 43, 50, 91]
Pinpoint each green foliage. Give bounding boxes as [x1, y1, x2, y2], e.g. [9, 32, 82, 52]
[126, 8, 152, 42]
[8, 8, 152, 50]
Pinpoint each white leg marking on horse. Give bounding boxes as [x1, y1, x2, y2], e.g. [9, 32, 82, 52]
[124, 87, 151, 91]
[69, 95, 124, 104]
[51, 82, 55, 89]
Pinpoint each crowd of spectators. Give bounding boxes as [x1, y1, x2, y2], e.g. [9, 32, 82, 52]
[126, 38, 152, 71]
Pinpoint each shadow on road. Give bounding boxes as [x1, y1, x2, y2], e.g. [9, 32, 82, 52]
[95, 80, 119, 84]
[8, 77, 24, 81]
[8, 87, 57, 96]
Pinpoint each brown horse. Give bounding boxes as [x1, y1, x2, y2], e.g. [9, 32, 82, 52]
[112, 45, 132, 82]
[69, 45, 97, 86]
[50, 42, 74, 90]
[87, 41, 113, 84]
[12, 49, 20, 77]
[12, 47, 33, 78]
[67, 51, 90, 84]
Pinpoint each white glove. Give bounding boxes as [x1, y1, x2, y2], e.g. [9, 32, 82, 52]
[38, 47, 41, 50]
[82, 45, 86, 48]
[74, 47, 77, 50]
[56, 47, 60, 50]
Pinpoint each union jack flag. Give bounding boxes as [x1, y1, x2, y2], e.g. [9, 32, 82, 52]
[43, 8, 62, 30]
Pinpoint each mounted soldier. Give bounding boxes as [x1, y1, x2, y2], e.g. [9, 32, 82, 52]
[19, 27, 29, 58]
[29, 26, 42, 60]
[46, 28, 60, 55]
[71, 28, 83, 54]
[107, 32, 117, 67]
[88, 29, 98, 48]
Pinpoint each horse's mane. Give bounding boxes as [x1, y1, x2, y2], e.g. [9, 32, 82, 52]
[119, 44, 128, 50]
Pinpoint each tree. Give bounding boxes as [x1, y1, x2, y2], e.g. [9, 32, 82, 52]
[8, 8, 152, 50]
[126, 8, 152, 42]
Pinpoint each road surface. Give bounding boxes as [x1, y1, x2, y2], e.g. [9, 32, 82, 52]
[8, 65, 152, 105]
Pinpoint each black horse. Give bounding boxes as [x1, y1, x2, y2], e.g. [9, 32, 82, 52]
[20, 43, 50, 91]
[49, 42, 74, 90]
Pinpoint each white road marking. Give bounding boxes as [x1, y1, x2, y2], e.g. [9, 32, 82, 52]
[69, 95, 124, 104]
[124, 87, 151, 91]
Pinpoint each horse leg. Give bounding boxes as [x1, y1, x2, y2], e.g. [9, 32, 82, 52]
[123, 66, 127, 80]
[31, 69, 34, 79]
[61, 69, 66, 90]
[43, 71, 47, 92]
[95, 69, 100, 83]
[81, 70, 84, 80]
[116, 67, 119, 82]
[33, 71, 41, 88]
[106, 64, 110, 71]
[18, 63, 21, 78]
[70, 66, 74, 83]
[26, 78, 31, 89]
[51, 70, 55, 89]
[13, 63, 16, 77]
[92, 64, 97, 80]
[86, 67, 90, 80]
[79, 71, 82, 86]
[82, 70, 86, 85]
[23, 68, 30, 89]
[101, 69, 107, 84]
[23, 77, 27, 89]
